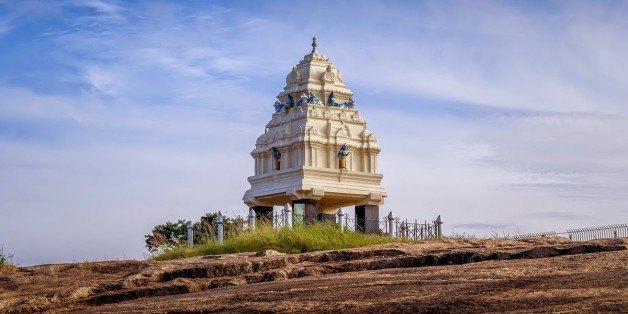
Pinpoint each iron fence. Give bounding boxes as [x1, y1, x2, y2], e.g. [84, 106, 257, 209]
[271, 212, 441, 240]
[503, 223, 628, 241]
[567, 224, 628, 241]
[396, 219, 439, 240]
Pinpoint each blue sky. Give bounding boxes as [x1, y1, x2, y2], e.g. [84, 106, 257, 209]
[1, 0, 627, 265]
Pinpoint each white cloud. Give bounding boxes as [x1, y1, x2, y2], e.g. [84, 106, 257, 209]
[323, 1, 628, 115]
[1, 1, 627, 265]
[0, 21, 11, 36]
[369, 109, 628, 237]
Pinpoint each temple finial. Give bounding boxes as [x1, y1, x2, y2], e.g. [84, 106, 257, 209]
[311, 36, 318, 53]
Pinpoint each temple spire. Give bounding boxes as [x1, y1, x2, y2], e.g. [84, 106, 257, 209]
[311, 36, 318, 53]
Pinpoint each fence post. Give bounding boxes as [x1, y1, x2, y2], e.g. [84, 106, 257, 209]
[217, 211, 224, 245]
[387, 211, 395, 237]
[337, 208, 346, 232]
[400, 221, 407, 239]
[435, 215, 443, 239]
[283, 203, 292, 228]
[187, 221, 193, 249]
[248, 208, 256, 231]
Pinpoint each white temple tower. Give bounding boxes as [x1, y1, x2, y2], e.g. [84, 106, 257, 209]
[243, 38, 386, 231]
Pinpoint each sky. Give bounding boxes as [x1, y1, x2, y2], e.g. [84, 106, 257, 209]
[0, 0, 627, 266]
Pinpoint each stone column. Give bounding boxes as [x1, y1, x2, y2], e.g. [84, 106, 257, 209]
[361, 149, 367, 172]
[187, 221, 193, 249]
[435, 215, 443, 238]
[296, 146, 303, 167]
[291, 202, 305, 225]
[355, 205, 380, 234]
[292, 200, 318, 224]
[387, 211, 395, 237]
[280, 148, 287, 170]
[373, 154, 377, 172]
[217, 212, 224, 245]
[328, 145, 334, 169]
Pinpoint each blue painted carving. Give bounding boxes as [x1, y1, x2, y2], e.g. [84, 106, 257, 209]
[341, 100, 355, 109]
[307, 92, 322, 105]
[299, 93, 308, 105]
[286, 95, 295, 107]
[273, 101, 285, 112]
[338, 143, 350, 158]
[327, 92, 341, 107]
[271, 147, 281, 160]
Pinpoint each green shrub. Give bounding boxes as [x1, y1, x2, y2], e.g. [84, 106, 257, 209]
[0, 245, 14, 269]
[145, 212, 247, 253]
[155, 223, 407, 261]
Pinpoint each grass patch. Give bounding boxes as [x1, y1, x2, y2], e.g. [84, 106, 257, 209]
[154, 223, 406, 261]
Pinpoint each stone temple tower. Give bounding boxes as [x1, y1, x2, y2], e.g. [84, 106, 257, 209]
[243, 38, 386, 231]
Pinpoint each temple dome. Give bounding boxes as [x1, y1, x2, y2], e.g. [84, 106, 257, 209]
[277, 37, 354, 106]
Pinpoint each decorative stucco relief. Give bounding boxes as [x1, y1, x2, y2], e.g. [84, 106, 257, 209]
[323, 110, 333, 119]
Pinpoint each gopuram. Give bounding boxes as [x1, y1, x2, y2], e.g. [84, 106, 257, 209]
[242, 38, 386, 232]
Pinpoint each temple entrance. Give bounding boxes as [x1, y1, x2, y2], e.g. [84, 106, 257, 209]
[355, 205, 381, 234]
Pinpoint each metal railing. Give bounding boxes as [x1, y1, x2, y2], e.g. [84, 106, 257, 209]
[272, 212, 441, 241]
[503, 223, 628, 241]
[395, 219, 439, 240]
[189, 209, 443, 246]
[567, 224, 628, 241]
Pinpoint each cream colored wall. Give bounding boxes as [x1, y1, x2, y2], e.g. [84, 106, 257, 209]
[251, 104, 381, 176]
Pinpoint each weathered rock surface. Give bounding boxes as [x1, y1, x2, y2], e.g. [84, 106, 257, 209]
[1, 238, 627, 313]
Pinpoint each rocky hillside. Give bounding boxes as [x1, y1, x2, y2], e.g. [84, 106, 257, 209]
[1, 238, 627, 313]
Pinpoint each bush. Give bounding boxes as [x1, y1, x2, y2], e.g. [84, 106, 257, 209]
[145, 212, 247, 253]
[154, 223, 407, 261]
[0, 245, 14, 269]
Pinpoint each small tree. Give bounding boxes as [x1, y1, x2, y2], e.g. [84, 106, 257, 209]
[144, 220, 188, 253]
[145, 212, 247, 253]
[0, 245, 14, 269]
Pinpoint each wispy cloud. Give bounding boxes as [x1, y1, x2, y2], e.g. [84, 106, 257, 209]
[1, 0, 627, 265]
[0, 21, 11, 36]
[320, 1, 628, 115]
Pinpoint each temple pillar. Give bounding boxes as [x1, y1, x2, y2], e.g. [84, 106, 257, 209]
[355, 205, 380, 234]
[291, 200, 318, 224]
[291, 201, 306, 225]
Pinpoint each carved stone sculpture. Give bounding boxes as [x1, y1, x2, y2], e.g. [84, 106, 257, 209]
[338, 143, 350, 169]
[342, 98, 356, 109]
[338, 143, 350, 158]
[322, 64, 336, 82]
[327, 92, 341, 107]
[273, 101, 285, 112]
[299, 93, 308, 105]
[307, 92, 322, 105]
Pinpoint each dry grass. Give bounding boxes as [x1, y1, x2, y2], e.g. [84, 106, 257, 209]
[154, 223, 410, 261]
